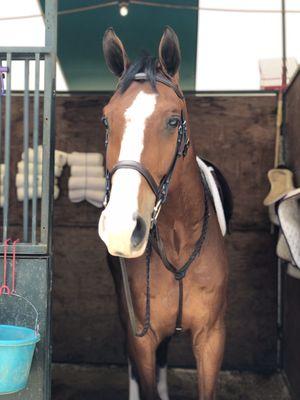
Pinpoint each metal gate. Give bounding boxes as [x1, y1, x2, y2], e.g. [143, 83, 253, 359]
[0, 1, 57, 398]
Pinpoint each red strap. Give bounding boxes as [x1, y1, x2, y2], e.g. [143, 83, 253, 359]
[0, 238, 19, 295]
[11, 239, 20, 293]
[0, 285, 10, 295]
[0, 239, 11, 295]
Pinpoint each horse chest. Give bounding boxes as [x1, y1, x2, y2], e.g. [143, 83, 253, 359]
[126, 257, 223, 335]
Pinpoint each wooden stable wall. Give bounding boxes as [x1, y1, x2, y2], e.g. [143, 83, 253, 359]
[284, 70, 300, 399]
[4, 93, 277, 371]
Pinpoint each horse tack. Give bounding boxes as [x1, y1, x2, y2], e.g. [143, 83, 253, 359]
[104, 73, 190, 225]
[150, 185, 209, 333]
[103, 73, 209, 337]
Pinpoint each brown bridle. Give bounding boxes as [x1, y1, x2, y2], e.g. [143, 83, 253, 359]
[103, 72, 190, 227]
[102, 73, 209, 337]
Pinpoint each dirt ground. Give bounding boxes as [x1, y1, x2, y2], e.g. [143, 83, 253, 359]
[52, 364, 292, 400]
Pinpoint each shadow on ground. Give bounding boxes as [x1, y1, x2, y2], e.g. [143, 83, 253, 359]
[52, 364, 291, 400]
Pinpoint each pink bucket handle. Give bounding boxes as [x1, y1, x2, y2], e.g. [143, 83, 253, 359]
[0, 285, 11, 295]
[0, 238, 19, 294]
[0, 239, 11, 295]
[0, 238, 39, 333]
[11, 239, 20, 293]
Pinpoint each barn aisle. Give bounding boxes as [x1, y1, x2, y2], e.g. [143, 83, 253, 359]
[52, 364, 291, 400]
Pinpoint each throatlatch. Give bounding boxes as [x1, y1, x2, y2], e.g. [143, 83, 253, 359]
[103, 72, 209, 337]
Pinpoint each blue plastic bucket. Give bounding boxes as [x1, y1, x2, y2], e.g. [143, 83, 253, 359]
[0, 324, 40, 394]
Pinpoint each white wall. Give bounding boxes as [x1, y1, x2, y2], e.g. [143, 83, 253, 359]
[0, 0, 68, 91]
[196, 0, 300, 90]
[2, 1, 300, 91]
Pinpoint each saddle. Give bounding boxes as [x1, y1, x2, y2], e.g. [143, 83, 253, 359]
[263, 91, 300, 278]
[196, 157, 233, 236]
[264, 170, 300, 279]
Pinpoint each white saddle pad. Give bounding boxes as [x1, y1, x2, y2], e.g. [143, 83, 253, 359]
[196, 157, 227, 236]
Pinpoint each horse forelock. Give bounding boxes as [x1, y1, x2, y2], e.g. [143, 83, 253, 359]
[119, 53, 158, 94]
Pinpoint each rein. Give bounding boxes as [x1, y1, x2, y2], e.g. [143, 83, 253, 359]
[103, 73, 210, 337]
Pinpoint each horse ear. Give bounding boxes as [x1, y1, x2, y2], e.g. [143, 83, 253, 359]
[103, 28, 129, 77]
[158, 26, 181, 77]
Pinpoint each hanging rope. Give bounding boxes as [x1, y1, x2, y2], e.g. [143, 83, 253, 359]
[1, 1, 300, 21]
[131, 1, 300, 14]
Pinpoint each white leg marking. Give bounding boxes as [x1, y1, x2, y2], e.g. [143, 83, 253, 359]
[99, 91, 157, 256]
[128, 360, 141, 400]
[157, 366, 169, 400]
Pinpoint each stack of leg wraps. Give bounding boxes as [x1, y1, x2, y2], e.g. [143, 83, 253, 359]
[67, 152, 105, 208]
[16, 145, 67, 201]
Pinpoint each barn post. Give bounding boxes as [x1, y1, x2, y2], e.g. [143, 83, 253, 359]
[41, 0, 58, 250]
[0, 0, 58, 399]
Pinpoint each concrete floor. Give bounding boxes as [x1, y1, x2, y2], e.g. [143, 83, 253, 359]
[52, 364, 292, 400]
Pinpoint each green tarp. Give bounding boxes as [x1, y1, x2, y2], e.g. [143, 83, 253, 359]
[40, 0, 198, 91]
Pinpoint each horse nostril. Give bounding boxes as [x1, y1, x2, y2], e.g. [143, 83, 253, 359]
[131, 215, 147, 248]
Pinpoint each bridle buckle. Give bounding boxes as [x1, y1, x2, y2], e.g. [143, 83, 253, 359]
[151, 198, 163, 228]
[183, 138, 190, 157]
[103, 195, 108, 208]
[103, 170, 111, 208]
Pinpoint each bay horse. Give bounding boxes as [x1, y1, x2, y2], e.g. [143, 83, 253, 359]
[98, 26, 230, 400]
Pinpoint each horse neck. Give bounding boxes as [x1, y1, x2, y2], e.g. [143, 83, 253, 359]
[157, 146, 205, 262]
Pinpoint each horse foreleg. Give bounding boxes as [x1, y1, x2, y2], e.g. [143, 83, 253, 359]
[156, 337, 171, 400]
[192, 320, 225, 400]
[127, 333, 159, 400]
[128, 358, 141, 400]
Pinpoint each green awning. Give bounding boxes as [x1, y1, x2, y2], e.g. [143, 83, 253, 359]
[40, 0, 198, 91]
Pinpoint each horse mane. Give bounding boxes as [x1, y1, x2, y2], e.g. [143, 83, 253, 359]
[119, 53, 158, 93]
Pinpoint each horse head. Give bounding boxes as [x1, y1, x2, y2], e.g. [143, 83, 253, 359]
[98, 27, 188, 258]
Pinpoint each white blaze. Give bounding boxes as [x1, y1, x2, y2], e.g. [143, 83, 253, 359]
[99, 91, 157, 256]
[120, 91, 157, 161]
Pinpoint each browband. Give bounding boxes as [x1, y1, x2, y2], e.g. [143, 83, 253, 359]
[121, 72, 184, 100]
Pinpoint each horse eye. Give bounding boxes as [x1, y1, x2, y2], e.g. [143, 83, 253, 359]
[167, 117, 180, 128]
[101, 117, 109, 129]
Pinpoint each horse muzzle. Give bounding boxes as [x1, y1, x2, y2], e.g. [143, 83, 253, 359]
[98, 209, 149, 258]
